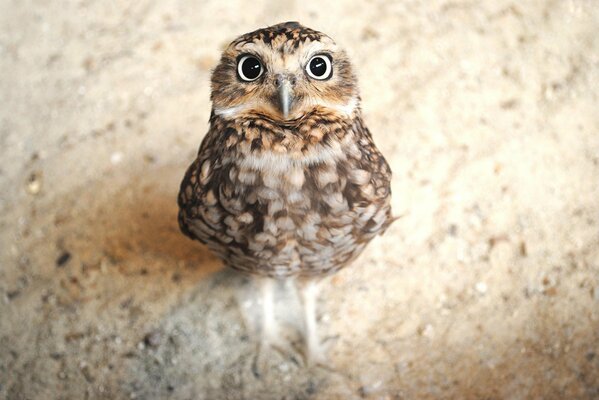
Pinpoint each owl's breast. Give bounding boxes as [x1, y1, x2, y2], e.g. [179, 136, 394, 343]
[178, 117, 392, 277]
[179, 114, 392, 275]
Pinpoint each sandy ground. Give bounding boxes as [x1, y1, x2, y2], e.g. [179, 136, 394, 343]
[1, 0, 599, 399]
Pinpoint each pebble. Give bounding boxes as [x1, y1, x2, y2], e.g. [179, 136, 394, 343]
[80, 363, 95, 383]
[56, 251, 71, 267]
[448, 224, 458, 236]
[358, 379, 385, 397]
[475, 281, 488, 294]
[143, 330, 162, 348]
[110, 152, 124, 165]
[421, 324, 434, 339]
[278, 363, 289, 373]
[6, 290, 20, 301]
[26, 172, 42, 195]
[519, 241, 527, 257]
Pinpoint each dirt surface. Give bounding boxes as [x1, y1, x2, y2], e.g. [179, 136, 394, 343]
[1, 1, 599, 399]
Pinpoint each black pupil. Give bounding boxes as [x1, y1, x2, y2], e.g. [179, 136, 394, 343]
[310, 57, 327, 77]
[241, 57, 261, 80]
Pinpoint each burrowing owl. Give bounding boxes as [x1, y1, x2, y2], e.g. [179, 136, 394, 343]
[178, 22, 393, 364]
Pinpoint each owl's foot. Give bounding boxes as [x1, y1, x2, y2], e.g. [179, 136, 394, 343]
[305, 338, 328, 367]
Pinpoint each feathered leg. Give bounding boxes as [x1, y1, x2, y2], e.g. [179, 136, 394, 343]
[250, 276, 277, 377]
[299, 278, 326, 365]
[258, 276, 278, 347]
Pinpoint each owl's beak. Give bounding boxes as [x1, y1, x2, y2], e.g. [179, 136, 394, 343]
[276, 77, 294, 119]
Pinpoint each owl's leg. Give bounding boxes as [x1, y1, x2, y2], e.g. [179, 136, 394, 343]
[258, 276, 278, 346]
[299, 278, 326, 365]
[252, 276, 291, 377]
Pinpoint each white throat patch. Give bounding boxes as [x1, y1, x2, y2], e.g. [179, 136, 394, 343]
[213, 96, 358, 120]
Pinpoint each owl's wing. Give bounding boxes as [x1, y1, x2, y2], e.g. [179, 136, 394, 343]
[177, 121, 260, 255]
[177, 123, 226, 245]
[177, 156, 204, 242]
[344, 120, 394, 240]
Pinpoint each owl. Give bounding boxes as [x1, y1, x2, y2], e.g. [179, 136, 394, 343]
[178, 22, 393, 365]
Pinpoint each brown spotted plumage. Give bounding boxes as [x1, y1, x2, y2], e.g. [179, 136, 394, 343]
[177, 22, 393, 364]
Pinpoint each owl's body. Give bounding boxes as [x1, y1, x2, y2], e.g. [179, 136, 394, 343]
[177, 22, 393, 363]
[178, 107, 392, 277]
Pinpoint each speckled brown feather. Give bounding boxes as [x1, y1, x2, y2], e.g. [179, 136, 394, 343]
[178, 22, 393, 277]
[231, 22, 326, 48]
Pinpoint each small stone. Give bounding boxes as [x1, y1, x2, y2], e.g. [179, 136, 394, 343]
[420, 324, 434, 339]
[475, 282, 488, 294]
[359, 381, 384, 397]
[56, 251, 71, 267]
[80, 363, 95, 383]
[143, 330, 162, 348]
[278, 363, 290, 373]
[448, 224, 458, 236]
[26, 172, 42, 195]
[6, 290, 20, 300]
[110, 152, 124, 165]
[306, 380, 317, 395]
[500, 98, 518, 109]
[519, 241, 527, 257]
[120, 297, 133, 309]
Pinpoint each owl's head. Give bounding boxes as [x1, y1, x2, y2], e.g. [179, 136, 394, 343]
[210, 22, 358, 123]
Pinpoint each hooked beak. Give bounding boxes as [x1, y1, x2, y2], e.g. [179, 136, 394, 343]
[276, 77, 294, 119]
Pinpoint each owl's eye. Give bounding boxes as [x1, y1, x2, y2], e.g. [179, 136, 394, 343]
[306, 54, 333, 80]
[237, 55, 263, 82]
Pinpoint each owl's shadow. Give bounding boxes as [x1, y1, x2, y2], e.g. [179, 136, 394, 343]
[58, 163, 220, 279]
